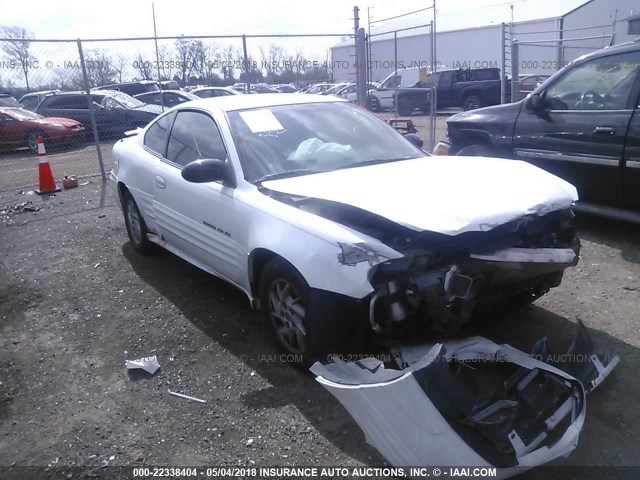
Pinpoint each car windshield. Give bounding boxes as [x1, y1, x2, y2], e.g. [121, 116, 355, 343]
[109, 91, 145, 108]
[0, 96, 20, 108]
[5, 108, 44, 121]
[227, 101, 426, 182]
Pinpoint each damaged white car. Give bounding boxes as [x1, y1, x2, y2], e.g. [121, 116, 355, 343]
[110, 93, 580, 360]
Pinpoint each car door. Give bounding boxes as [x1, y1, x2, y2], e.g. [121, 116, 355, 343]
[152, 109, 246, 285]
[513, 50, 640, 207]
[435, 71, 457, 108]
[0, 111, 22, 146]
[377, 74, 401, 109]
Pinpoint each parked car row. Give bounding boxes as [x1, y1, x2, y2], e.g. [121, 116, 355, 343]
[0, 80, 304, 152]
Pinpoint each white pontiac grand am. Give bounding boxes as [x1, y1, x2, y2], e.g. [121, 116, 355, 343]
[110, 93, 580, 361]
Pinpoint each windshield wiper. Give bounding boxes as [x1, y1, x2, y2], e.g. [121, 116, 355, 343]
[333, 156, 418, 171]
[254, 169, 322, 184]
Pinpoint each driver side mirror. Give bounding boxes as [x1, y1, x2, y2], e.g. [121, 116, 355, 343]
[405, 133, 424, 149]
[181, 158, 236, 188]
[527, 92, 544, 112]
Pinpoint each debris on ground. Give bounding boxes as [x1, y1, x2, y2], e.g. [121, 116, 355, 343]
[125, 355, 161, 374]
[168, 390, 206, 403]
[0, 201, 40, 216]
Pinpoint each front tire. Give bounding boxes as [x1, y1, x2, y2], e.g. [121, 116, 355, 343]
[26, 131, 47, 153]
[462, 95, 482, 111]
[260, 258, 311, 361]
[122, 190, 155, 255]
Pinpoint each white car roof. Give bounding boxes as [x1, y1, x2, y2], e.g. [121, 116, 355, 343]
[185, 93, 346, 112]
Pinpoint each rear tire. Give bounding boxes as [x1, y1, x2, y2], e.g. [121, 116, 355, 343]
[122, 189, 156, 255]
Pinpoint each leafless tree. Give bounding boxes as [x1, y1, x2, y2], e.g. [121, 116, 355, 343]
[84, 49, 118, 87]
[157, 45, 175, 81]
[220, 44, 239, 80]
[260, 43, 285, 78]
[0, 26, 36, 91]
[112, 53, 127, 83]
[133, 52, 154, 81]
[175, 36, 198, 85]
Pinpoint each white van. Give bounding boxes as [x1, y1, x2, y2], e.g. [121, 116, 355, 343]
[369, 65, 446, 111]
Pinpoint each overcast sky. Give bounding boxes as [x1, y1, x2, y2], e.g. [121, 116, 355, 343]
[3, 0, 583, 39]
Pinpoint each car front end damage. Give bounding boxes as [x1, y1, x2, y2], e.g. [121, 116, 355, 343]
[310, 321, 618, 478]
[338, 207, 580, 337]
[261, 155, 580, 340]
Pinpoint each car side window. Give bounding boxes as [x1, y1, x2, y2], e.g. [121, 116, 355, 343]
[105, 97, 120, 110]
[46, 96, 87, 109]
[165, 93, 182, 106]
[144, 112, 175, 157]
[166, 110, 227, 167]
[383, 76, 401, 88]
[143, 92, 159, 104]
[545, 51, 640, 111]
[21, 97, 39, 109]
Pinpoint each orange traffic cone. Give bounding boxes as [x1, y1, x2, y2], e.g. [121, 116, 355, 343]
[35, 136, 61, 195]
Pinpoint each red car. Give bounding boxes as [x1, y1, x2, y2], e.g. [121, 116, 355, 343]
[0, 107, 86, 153]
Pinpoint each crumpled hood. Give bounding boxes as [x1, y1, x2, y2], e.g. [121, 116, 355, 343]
[262, 156, 578, 235]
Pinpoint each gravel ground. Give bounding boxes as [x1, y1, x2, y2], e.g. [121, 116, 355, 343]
[1, 181, 639, 479]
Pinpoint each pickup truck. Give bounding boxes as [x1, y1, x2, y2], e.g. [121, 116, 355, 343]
[382, 68, 509, 115]
[438, 40, 640, 223]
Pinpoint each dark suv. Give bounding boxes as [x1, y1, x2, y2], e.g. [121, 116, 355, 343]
[36, 90, 162, 139]
[443, 39, 640, 222]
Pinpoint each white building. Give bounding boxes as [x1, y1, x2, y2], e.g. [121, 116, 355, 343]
[330, 0, 639, 82]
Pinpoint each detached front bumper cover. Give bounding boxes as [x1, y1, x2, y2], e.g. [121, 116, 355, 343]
[310, 321, 618, 479]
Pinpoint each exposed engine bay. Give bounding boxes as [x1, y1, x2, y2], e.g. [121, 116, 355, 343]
[267, 187, 580, 337]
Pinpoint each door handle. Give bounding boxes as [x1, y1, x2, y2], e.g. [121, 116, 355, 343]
[594, 126, 615, 135]
[155, 176, 166, 189]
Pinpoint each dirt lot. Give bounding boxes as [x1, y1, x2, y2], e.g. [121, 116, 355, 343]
[1, 174, 639, 479]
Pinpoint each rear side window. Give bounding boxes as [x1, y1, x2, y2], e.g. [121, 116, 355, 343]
[166, 110, 227, 167]
[44, 96, 87, 109]
[195, 90, 214, 98]
[144, 112, 175, 156]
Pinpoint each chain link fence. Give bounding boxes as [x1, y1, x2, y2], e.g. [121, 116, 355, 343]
[0, 32, 352, 192]
[365, 22, 437, 149]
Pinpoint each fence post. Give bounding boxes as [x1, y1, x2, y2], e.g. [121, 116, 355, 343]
[500, 23, 507, 104]
[355, 28, 367, 107]
[77, 39, 105, 183]
[511, 40, 519, 103]
[242, 34, 250, 94]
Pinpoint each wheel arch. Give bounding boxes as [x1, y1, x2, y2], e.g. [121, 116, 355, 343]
[450, 129, 493, 153]
[248, 248, 298, 308]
